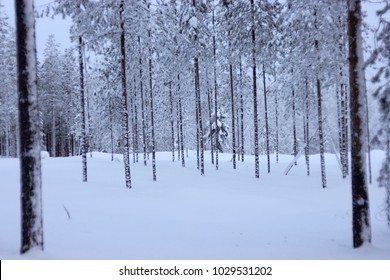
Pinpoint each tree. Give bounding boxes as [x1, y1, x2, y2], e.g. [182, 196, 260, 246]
[347, 0, 371, 248]
[250, 0, 259, 178]
[15, 0, 44, 254]
[119, 0, 132, 188]
[204, 108, 229, 153]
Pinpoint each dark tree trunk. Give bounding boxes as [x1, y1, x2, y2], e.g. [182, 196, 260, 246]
[263, 63, 270, 173]
[239, 58, 244, 162]
[314, 7, 326, 188]
[207, 75, 214, 164]
[212, 9, 219, 170]
[133, 76, 139, 163]
[251, 0, 259, 178]
[78, 36, 88, 182]
[139, 37, 147, 166]
[340, 83, 349, 178]
[226, 5, 236, 169]
[193, 0, 204, 175]
[177, 74, 185, 167]
[109, 99, 114, 161]
[292, 86, 297, 165]
[347, 0, 371, 248]
[148, 29, 157, 181]
[316, 77, 327, 188]
[304, 77, 310, 176]
[120, 0, 132, 188]
[16, 0, 44, 254]
[229, 62, 236, 169]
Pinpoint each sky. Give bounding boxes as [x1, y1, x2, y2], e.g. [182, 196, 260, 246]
[2, 0, 72, 61]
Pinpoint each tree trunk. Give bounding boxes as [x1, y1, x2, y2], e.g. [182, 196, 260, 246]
[347, 0, 371, 248]
[304, 77, 310, 176]
[193, 0, 204, 175]
[78, 36, 88, 182]
[120, 0, 132, 188]
[177, 74, 185, 167]
[251, 0, 259, 178]
[292, 86, 297, 165]
[239, 58, 244, 162]
[169, 82, 175, 162]
[207, 75, 214, 164]
[16, 0, 44, 254]
[263, 63, 270, 173]
[314, 7, 326, 188]
[212, 9, 219, 170]
[139, 37, 147, 166]
[148, 29, 157, 181]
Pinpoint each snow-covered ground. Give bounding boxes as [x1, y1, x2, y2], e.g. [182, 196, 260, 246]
[1, 150, 389, 259]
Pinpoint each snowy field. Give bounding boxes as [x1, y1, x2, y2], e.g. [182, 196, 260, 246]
[1, 151, 389, 260]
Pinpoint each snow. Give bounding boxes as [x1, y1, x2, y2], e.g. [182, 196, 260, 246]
[189, 16, 197, 29]
[1, 151, 390, 260]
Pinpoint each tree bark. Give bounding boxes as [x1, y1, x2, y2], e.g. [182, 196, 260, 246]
[347, 0, 371, 248]
[16, 0, 44, 254]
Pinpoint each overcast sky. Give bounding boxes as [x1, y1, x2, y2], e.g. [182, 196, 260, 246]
[2, 0, 72, 61]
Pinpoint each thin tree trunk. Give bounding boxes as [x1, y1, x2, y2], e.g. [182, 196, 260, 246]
[120, 0, 132, 188]
[78, 36, 87, 182]
[177, 74, 185, 167]
[109, 99, 114, 161]
[316, 77, 327, 188]
[169, 82, 175, 162]
[212, 9, 219, 170]
[148, 29, 156, 181]
[133, 76, 139, 163]
[314, 7, 326, 188]
[207, 75, 214, 164]
[16, 0, 44, 254]
[239, 58, 244, 162]
[226, 6, 236, 169]
[304, 77, 310, 176]
[275, 88, 279, 163]
[139, 37, 147, 166]
[340, 83, 349, 178]
[229, 62, 236, 169]
[193, 0, 204, 175]
[292, 86, 297, 165]
[251, 0, 259, 178]
[347, 0, 371, 248]
[263, 63, 270, 173]
[51, 105, 56, 157]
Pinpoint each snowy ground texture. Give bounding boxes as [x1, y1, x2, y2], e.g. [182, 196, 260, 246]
[1, 151, 390, 260]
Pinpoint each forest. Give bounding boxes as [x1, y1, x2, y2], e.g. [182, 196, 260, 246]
[0, 0, 390, 258]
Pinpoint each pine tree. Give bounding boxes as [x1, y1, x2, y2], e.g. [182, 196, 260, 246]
[16, 0, 44, 254]
[347, 0, 371, 248]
